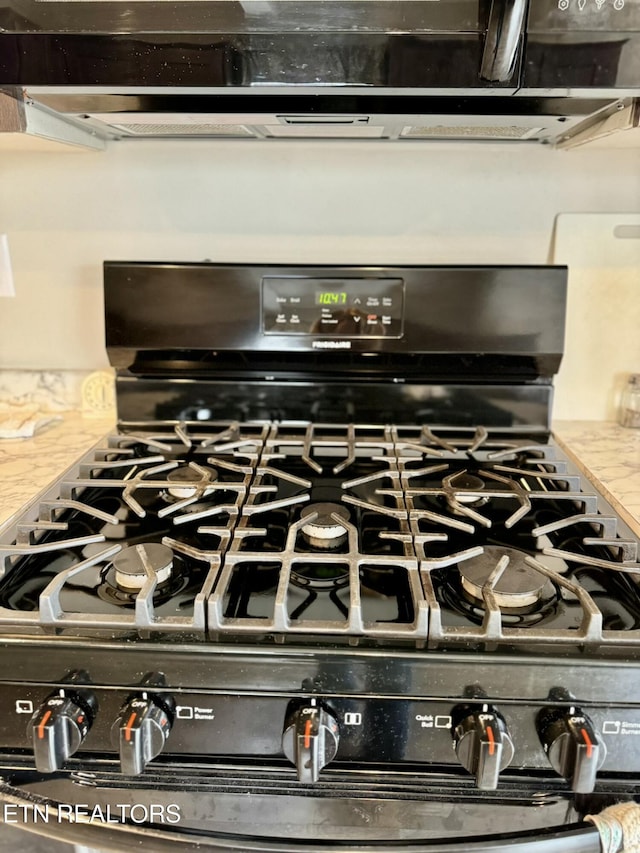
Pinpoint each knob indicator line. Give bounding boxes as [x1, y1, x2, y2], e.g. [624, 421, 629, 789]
[581, 727, 593, 758]
[37, 710, 52, 740]
[124, 712, 137, 742]
[486, 725, 495, 756]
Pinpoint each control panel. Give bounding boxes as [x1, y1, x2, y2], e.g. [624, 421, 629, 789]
[105, 262, 566, 360]
[262, 277, 404, 337]
[4, 674, 631, 791]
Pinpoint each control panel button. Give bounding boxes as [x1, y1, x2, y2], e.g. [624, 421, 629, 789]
[29, 673, 97, 773]
[111, 673, 175, 776]
[282, 699, 340, 783]
[537, 706, 606, 793]
[451, 704, 515, 790]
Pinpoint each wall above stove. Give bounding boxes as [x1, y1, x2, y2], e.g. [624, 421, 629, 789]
[0, 139, 638, 420]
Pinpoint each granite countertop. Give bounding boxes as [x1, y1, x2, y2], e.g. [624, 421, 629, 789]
[0, 414, 639, 538]
[0, 412, 115, 527]
[553, 420, 640, 538]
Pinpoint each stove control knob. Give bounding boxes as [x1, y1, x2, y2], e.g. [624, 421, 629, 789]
[537, 707, 606, 793]
[30, 689, 97, 773]
[112, 693, 175, 776]
[452, 704, 515, 790]
[282, 700, 340, 783]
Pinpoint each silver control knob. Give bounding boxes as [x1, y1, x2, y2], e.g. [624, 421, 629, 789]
[282, 700, 340, 783]
[452, 704, 515, 790]
[537, 706, 606, 793]
[111, 674, 175, 776]
[112, 694, 173, 776]
[30, 689, 96, 773]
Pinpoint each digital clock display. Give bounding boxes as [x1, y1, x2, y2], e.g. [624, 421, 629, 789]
[262, 276, 404, 338]
[316, 291, 347, 306]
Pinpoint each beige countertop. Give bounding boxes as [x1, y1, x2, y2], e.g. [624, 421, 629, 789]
[0, 412, 115, 527]
[0, 414, 639, 538]
[553, 420, 640, 538]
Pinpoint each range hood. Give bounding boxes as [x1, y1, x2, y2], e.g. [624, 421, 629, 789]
[1, 0, 638, 145]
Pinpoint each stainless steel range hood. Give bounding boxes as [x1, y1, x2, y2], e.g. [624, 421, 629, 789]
[18, 94, 628, 145]
[1, 0, 638, 145]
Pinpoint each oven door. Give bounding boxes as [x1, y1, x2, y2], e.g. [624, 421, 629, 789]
[0, 771, 604, 853]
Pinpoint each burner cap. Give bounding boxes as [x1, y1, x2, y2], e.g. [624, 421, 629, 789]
[450, 472, 485, 505]
[300, 503, 350, 549]
[458, 546, 546, 608]
[445, 471, 490, 510]
[166, 465, 218, 499]
[113, 544, 173, 591]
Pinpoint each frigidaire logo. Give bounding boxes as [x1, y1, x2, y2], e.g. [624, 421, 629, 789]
[312, 341, 351, 349]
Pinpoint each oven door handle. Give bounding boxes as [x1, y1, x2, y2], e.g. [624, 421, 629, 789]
[480, 0, 528, 82]
[0, 780, 602, 853]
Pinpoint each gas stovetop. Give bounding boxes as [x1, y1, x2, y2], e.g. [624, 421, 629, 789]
[1, 421, 638, 652]
[0, 263, 637, 850]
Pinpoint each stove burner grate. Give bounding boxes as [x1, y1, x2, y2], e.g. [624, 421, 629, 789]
[211, 505, 428, 641]
[0, 420, 639, 648]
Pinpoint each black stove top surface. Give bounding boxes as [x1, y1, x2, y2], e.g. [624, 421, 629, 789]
[1, 421, 638, 654]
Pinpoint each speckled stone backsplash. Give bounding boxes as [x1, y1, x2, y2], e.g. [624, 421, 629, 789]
[0, 369, 115, 413]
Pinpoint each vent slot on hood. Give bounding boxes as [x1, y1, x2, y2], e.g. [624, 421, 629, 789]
[112, 122, 255, 137]
[401, 124, 541, 139]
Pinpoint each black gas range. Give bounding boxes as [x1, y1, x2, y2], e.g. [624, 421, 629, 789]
[0, 263, 638, 852]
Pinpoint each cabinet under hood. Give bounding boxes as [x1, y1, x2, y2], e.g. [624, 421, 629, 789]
[0, 0, 638, 144]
